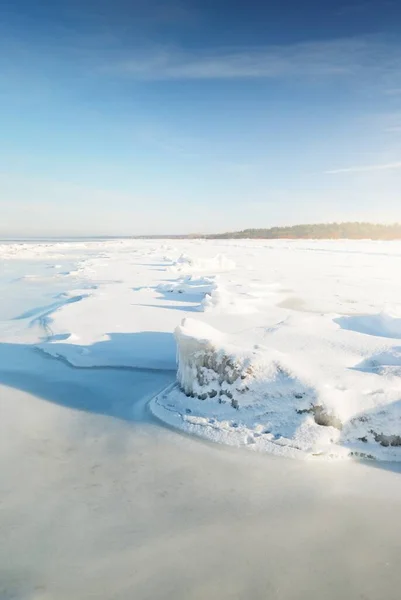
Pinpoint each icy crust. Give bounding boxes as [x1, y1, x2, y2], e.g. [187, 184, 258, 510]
[151, 318, 401, 461]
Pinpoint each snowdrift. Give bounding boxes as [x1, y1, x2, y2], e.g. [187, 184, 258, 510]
[171, 253, 236, 273]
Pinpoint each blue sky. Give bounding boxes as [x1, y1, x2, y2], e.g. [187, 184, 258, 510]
[1, 0, 401, 235]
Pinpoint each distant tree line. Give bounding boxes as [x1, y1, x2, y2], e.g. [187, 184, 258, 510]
[206, 222, 401, 240]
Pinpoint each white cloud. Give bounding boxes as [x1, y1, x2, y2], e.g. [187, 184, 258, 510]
[325, 161, 401, 174]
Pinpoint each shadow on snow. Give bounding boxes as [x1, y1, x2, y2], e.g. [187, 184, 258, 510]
[0, 333, 175, 423]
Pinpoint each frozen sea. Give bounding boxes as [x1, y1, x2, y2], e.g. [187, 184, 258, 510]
[1, 238, 401, 599]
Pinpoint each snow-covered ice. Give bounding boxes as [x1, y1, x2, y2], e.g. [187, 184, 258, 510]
[3, 238, 401, 598]
[2, 237, 401, 460]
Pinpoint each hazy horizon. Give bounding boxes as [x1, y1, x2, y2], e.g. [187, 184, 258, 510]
[1, 220, 400, 240]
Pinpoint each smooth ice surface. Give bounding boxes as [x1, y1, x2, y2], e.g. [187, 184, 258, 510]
[2, 367, 401, 600]
[2, 239, 401, 598]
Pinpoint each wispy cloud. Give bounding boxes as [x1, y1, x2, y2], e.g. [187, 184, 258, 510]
[384, 88, 401, 95]
[107, 37, 398, 80]
[325, 161, 401, 174]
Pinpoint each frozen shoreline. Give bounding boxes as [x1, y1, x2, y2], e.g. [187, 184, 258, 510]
[2, 243, 401, 598]
[2, 237, 401, 460]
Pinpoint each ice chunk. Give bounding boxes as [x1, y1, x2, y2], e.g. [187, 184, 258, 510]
[175, 318, 253, 406]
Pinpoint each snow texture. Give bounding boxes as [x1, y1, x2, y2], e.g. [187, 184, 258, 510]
[2, 237, 401, 460]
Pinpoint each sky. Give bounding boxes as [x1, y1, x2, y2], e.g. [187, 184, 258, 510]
[1, 0, 401, 236]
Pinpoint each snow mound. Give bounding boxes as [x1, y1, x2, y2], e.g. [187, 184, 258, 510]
[175, 253, 193, 266]
[151, 318, 347, 458]
[356, 347, 401, 376]
[201, 285, 259, 314]
[151, 318, 401, 461]
[157, 275, 217, 298]
[171, 253, 236, 273]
